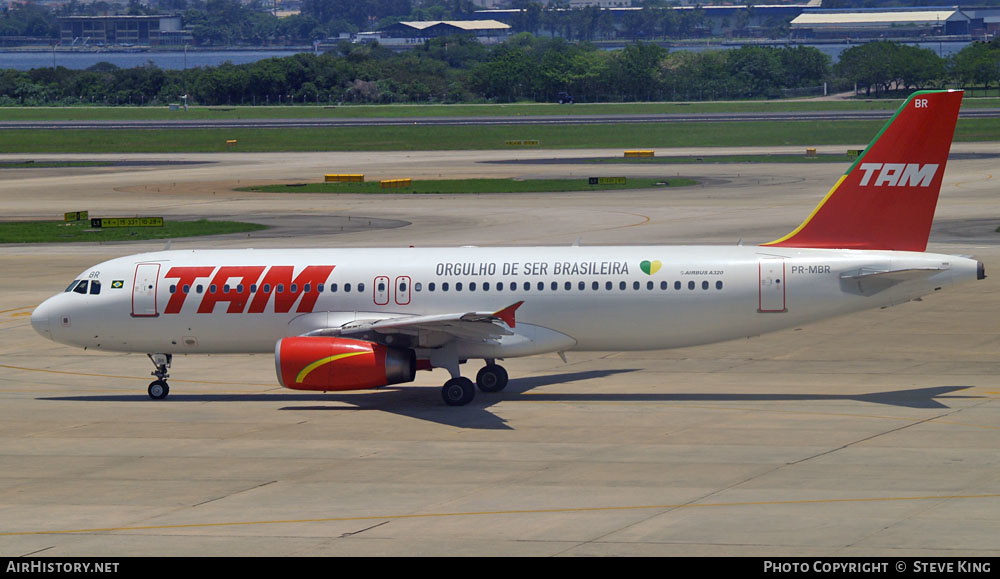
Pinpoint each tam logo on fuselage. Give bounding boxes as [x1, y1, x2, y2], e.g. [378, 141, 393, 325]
[163, 265, 335, 314]
[858, 163, 939, 188]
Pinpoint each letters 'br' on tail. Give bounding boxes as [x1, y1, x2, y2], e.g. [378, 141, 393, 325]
[763, 90, 963, 252]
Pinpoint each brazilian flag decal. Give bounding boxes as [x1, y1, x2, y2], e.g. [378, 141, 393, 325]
[111, 280, 124, 289]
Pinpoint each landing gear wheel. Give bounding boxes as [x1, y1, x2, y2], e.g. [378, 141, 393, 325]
[441, 377, 476, 406]
[148, 380, 170, 400]
[476, 364, 509, 393]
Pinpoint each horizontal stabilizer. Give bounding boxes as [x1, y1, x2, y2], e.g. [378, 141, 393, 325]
[839, 267, 945, 282]
[839, 266, 945, 295]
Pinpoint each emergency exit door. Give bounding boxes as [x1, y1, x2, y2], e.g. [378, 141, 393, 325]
[758, 258, 786, 313]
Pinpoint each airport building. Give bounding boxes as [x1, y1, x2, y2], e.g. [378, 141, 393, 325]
[790, 7, 972, 39]
[375, 20, 512, 45]
[57, 15, 191, 47]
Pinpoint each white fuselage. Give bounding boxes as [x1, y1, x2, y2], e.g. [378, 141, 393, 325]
[31, 245, 981, 361]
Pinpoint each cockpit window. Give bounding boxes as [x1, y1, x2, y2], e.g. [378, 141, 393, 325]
[73, 280, 89, 294]
[65, 280, 81, 292]
[89, 280, 101, 295]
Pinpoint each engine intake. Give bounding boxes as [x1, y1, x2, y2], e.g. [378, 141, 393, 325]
[275, 336, 416, 391]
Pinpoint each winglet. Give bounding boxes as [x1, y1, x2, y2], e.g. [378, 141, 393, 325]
[493, 301, 524, 328]
[763, 90, 963, 252]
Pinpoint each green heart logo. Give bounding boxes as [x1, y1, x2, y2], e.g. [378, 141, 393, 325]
[640, 260, 662, 275]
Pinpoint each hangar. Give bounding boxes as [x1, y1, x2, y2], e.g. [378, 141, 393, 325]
[790, 7, 971, 39]
[378, 20, 512, 44]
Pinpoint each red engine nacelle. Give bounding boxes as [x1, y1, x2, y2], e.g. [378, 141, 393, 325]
[275, 336, 416, 391]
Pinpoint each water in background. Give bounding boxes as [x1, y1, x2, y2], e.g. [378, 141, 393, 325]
[0, 41, 973, 71]
[0, 49, 309, 71]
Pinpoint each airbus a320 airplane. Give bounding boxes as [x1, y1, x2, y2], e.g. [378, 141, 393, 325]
[31, 90, 985, 406]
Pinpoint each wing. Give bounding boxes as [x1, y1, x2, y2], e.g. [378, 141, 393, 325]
[302, 301, 524, 346]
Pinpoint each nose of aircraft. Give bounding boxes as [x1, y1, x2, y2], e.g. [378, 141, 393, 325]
[31, 297, 54, 340]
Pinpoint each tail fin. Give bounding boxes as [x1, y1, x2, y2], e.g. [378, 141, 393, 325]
[763, 90, 963, 252]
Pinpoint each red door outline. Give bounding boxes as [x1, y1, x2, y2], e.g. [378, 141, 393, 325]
[758, 259, 786, 313]
[132, 263, 161, 317]
[373, 276, 390, 306]
[395, 276, 411, 305]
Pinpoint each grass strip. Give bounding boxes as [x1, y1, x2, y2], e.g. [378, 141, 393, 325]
[584, 153, 858, 164]
[0, 161, 113, 169]
[0, 119, 995, 153]
[0, 219, 268, 244]
[1, 98, 998, 121]
[242, 177, 696, 194]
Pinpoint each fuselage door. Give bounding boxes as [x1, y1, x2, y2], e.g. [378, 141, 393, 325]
[374, 276, 390, 306]
[758, 258, 786, 313]
[395, 276, 411, 305]
[132, 263, 161, 317]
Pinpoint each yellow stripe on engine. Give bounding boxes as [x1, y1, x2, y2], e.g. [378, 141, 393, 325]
[296, 351, 369, 384]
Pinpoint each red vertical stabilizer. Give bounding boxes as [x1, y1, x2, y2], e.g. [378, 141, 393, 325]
[763, 90, 963, 252]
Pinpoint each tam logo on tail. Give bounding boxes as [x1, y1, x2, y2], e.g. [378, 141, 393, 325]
[764, 90, 963, 252]
[858, 163, 939, 188]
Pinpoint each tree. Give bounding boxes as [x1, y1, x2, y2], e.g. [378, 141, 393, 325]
[609, 42, 667, 101]
[778, 45, 829, 88]
[836, 41, 898, 96]
[894, 44, 944, 90]
[951, 40, 1000, 90]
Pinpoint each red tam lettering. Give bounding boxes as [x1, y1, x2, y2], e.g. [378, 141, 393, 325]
[163, 266, 215, 314]
[197, 266, 266, 314]
[247, 265, 335, 314]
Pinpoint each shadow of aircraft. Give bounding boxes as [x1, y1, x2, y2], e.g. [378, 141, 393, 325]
[511, 385, 982, 410]
[37, 369, 639, 430]
[39, 373, 981, 429]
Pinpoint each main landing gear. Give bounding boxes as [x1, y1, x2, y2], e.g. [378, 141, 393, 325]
[147, 353, 172, 400]
[440, 359, 509, 406]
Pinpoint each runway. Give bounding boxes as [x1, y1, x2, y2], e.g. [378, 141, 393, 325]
[0, 145, 998, 556]
[3, 107, 1000, 130]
